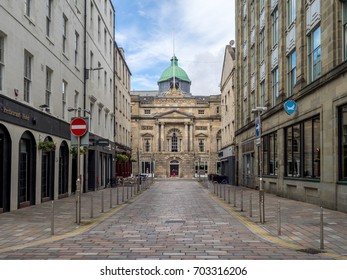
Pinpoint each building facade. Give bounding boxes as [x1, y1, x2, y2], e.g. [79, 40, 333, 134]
[114, 44, 132, 179]
[235, 0, 347, 212]
[0, 0, 115, 212]
[131, 57, 221, 178]
[219, 42, 237, 185]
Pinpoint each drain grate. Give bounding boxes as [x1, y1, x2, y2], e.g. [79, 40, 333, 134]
[165, 220, 185, 224]
[297, 248, 323, 254]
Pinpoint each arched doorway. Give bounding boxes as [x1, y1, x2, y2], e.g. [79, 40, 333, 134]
[0, 124, 11, 212]
[18, 131, 36, 208]
[170, 160, 179, 177]
[40, 136, 55, 202]
[58, 141, 69, 198]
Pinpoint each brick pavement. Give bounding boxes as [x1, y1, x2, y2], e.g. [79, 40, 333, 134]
[0, 179, 346, 259]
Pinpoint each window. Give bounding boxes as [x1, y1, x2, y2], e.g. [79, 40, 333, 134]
[251, 91, 255, 110]
[97, 62, 101, 87]
[144, 109, 150, 115]
[90, 1, 94, 29]
[104, 28, 107, 53]
[198, 110, 205, 115]
[262, 132, 278, 176]
[171, 133, 178, 152]
[272, 67, 279, 105]
[339, 105, 347, 180]
[98, 16, 101, 42]
[271, 7, 279, 47]
[259, 30, 265, 62]
[287, 50, 296, 96]
[260, 0, 265, 10]
[141, 161, 153, 174]
[287, 0, 296, 27]
[343, 2, 347, 60]
[45, 67, 53, 108]
[74, 31, 79, 66]
[144, 139, 151, 152]
[285, 117, 320, 178]
[0, 34, 4, 91]
[199, 139, 205, 152]
[251, 47, 255, 74]
[25, 0, 31, 17]
[216, 106, 220, 114]
[74, 90, 79, 109]
[195, 160, 208, 175]
[104, 70, 107, 94]
[24, 50, 32, 102]
[260, 81, 265, 107]
[62, 80, 67, 119]
[46, 0, 53, 37]
[62, 15, 68, 54]
[308, 26, 321, 82]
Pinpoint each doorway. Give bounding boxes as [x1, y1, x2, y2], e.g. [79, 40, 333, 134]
[170, 160, 179, 177]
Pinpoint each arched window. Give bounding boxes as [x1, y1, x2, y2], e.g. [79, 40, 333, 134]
[171, 133, 178, 152]
[199, 139, 205, 152]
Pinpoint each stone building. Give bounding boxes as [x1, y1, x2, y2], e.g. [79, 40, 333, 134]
[235, 0, 347, 212]
[219, 41, 237, 185]
[131, 56, 221, 178]
[0, 0, 115, 212]
[114, 43, 132, 178]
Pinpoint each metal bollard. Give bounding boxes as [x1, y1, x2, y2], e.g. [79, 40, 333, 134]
[51, 200, 54, 235]
[259, 190, 265, 224]
[110, 187, 113, 208]
[122, 185, 125, 203]
[228, 187, 231, 204]
[101, 191, 104, 213]
[90, 195, 94, 218]
[224, 185, 226, 201]
[214, 183, 216, 194]
[241, 190, 244, 212]
[127, 185, 129, 200]
[233, 185, 236, 207]
[116, 186, 119, 205]
[249, 193, 252, 217]
[320, 206, 324, 250]
[277, 201, 281, 236]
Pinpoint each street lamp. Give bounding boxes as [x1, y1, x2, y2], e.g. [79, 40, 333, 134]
[68, 107, 90, 224]
[251, 106, 267, 224]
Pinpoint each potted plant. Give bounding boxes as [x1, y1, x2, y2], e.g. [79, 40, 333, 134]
[37, 140, 56, 152]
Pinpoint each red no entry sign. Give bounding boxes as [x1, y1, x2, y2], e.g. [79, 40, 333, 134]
[70, 117, 87, 137]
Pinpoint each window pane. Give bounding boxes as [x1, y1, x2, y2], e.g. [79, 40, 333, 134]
[263, 135, 268, 175]
[293, 124, 301, 177]
[304, 120, 313, 177]
[313, 118, 320, 178]
[340, 106, 347, 180]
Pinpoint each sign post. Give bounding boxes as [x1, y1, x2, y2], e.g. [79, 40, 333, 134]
[70, 116, 87, 225]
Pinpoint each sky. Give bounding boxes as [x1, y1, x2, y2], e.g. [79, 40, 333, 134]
[112, 0, 235, 96]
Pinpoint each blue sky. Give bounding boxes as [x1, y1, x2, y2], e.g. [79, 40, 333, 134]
[112, 0, 235, 95]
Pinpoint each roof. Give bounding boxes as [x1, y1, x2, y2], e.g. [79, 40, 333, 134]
[157, 56, 191, 83]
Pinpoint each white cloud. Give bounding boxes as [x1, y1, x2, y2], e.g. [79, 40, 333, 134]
[114, 0, 235, 95]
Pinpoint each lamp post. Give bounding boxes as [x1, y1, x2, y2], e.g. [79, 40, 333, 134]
[251, 106, 267, 224]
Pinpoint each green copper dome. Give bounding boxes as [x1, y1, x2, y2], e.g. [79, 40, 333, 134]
[158, 56, 191, 83]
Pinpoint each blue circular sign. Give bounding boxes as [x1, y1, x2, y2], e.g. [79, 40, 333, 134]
[284, 100, 297, 115]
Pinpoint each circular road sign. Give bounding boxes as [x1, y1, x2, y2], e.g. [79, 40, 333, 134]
[70, 117, 87, 137]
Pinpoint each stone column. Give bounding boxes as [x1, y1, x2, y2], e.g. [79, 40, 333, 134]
[161, 123, 165, 152]
[190, 123, 194, 152]
[155, 122, 159, 151]
[184, 123, 189, 152]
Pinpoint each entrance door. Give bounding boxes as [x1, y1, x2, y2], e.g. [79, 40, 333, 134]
[242, 153, 254, 187]
[170, 160, 179, 177]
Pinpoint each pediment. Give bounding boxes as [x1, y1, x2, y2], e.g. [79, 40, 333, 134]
[155, 109, 194, 119]
[195, 133, 208, 138]
[141, 133, 153, 137]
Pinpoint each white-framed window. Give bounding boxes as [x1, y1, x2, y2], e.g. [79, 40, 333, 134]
[198, 110, 205, 115]
[287, 0, 296, 27]
[98, 16, 101, 42]
[97, 62, 101, 87]
[271, 6, 279, 47]
[62, 80, 67, 119]
[308, 26, 321, 82]
[74, 31, 79, 66]
[251, 46, 255, 74]
[74, 90, 79, 109]
[343, 2, 347, 60]
[144, 139, 151, 152]
[259, 29, 265, 63]
[251, 90, 255, 110]
[104, 28, 107, 53]
[62, 14, 68, 54]
[0, 34, 4, 91]
[90, 1, 94, 29]
[260, 80, 266, 107]
[272, 67, 279, 106]
[104, 70, 107, 94]
[287, 50, 296, 96]
[46, 0, 53, 37]
[25, 0, 31, 17]
[144, 109, 151, 115]
[24, 50, 32, 103]
[45, 67, 53, 108]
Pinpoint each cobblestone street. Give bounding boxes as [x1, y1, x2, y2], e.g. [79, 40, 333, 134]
[1, 179, 346, 260]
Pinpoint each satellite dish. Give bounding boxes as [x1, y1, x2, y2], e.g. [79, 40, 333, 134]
[229, 40, 235, 46]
